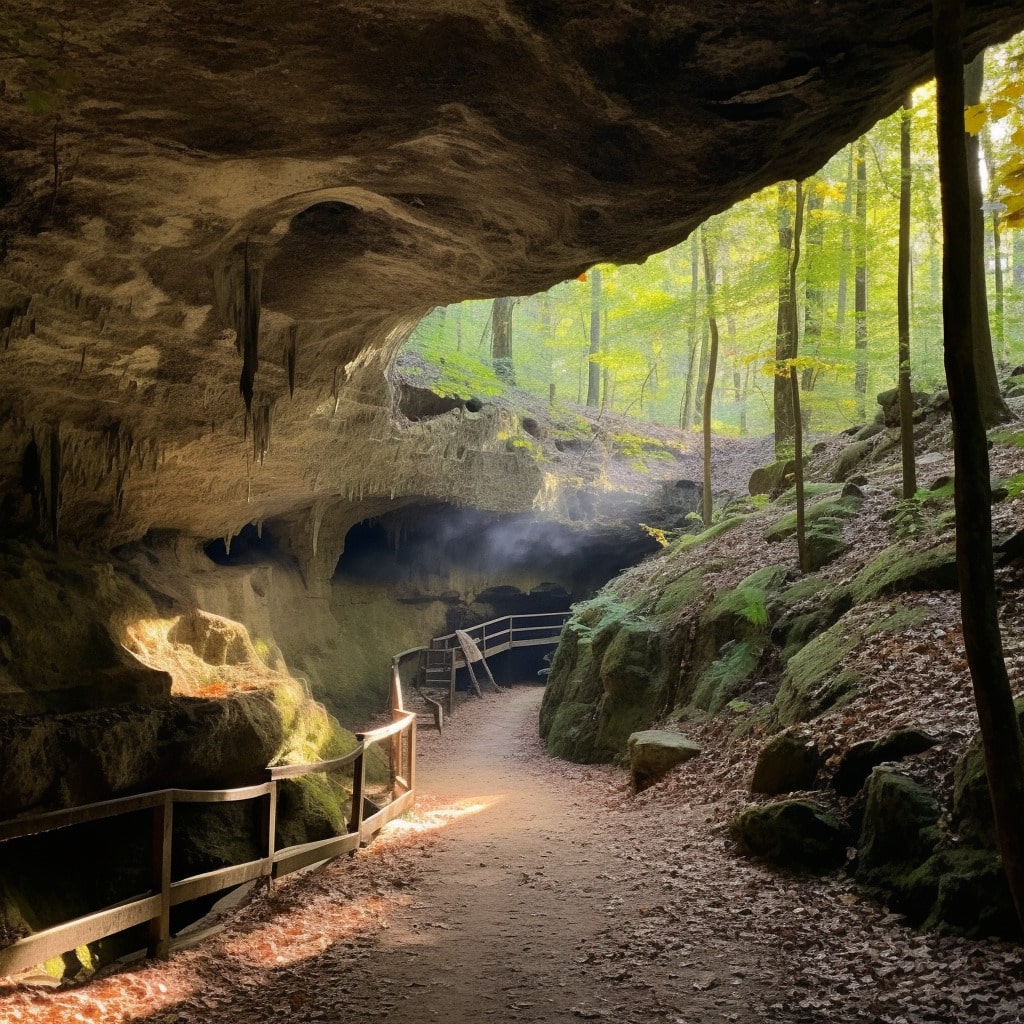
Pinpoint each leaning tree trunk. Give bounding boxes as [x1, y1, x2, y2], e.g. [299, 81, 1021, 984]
[854, 136, 869, 421]
[898, 95, 917, 499]
[700, 225, 720, 527]
[934, 0, 1024, 932]
[964, 51, 1011, 426]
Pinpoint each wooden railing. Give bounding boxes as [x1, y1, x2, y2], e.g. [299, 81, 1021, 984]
[0, 672, 416, 979]
[422, 611, 569, 716]
[0, 613, 569, 977]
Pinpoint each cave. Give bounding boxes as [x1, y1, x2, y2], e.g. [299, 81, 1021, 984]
[334, 502, 656, 687]
[0, 0, 1023, 998]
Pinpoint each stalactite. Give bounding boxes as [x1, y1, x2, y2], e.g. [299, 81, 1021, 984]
[255, 519, 263, 540]
[285, 323, 297, 398]
[237, 242, 262, 416]
[223, 531, 233, 557]
[311, 501, 326, 559]
[252, 399, 273, 465]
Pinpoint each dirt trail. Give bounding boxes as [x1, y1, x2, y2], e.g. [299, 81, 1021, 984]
[5, 686, 1024, 1024]
[355, 686, 777, 1023]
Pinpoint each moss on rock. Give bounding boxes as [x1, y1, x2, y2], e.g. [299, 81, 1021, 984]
[730, 799, 847, 872]
[851, 543, 957, 605]
[772, 603, 926, 726]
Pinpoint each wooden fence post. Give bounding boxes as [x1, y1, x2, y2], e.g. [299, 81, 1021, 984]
[263, 783, 278, 891]
[148, 792, 173, 959]
[351, 745, 366, 842]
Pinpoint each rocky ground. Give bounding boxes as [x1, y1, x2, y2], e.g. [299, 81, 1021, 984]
[1, 687, 1023, 1024]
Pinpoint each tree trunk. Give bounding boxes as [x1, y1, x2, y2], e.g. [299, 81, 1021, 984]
[789, 182, 808, 572]
[836, 144, 855, 344]
[490, 296, 515, 384]
[980, 124, 1005, 359]
[455, 303, 463, 352]
[898, 95, 917, 499]
[693, 322, 710, 425]
[854, 136, 869, 420]
[934, 0, 1024, 932]
[802, 183, 825, 393]
[586, 268, 602, 407]
[964, 52, 1011, 425]
[679, 233, 701, 429]
[774, 182, 796, 456]
[700, 225, 720, 527]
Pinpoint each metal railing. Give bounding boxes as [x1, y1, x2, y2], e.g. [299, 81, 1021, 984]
[0, 668, 416, 979]
[421, 611, 569, 716]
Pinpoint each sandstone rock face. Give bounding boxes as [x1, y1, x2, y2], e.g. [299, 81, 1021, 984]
[1, 2, 1022, 553]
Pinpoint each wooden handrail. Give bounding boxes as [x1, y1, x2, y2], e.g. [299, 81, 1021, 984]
[0, 612, 567, 978]
[0, 683, 418, 979]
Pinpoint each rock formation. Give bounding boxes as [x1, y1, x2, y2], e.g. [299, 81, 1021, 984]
[1, 1, 1022, 553]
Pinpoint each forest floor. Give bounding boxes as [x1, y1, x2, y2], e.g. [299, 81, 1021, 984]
[2, 686, 1023, 1024]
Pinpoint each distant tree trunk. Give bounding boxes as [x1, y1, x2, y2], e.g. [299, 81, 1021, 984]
[836, 144, 855, 344]
[964, 52, 1011, 425]
[701, 225, 720, 526]
[586, 268, 602, 407]
[980, 124, 1005, 358]
[455, 303, 463, 352]
[854, 136, 869, 420]
[802, 183, 825, 394]
[934, 0, 1024, 933]
[693, 322, 710, 425]
[774, 182, 796, 456]
[680, 233, 701, 429]
[898, 95, 917, 500]
[490, 296, 515, 384]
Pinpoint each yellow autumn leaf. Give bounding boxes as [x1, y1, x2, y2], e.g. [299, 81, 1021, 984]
[1010, 126, 1024, 148]
[989, 99, 1015, 120]
[964, 102, 990, 134]
[998, 80, 1024, 101]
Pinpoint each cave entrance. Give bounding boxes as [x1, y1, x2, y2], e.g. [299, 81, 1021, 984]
[334, 503, 642, 685]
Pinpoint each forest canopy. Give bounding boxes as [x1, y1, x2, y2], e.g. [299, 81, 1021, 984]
[403, 33, 1024, 442]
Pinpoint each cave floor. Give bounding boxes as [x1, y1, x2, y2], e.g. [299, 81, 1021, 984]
[3, 687, 1024, 1023]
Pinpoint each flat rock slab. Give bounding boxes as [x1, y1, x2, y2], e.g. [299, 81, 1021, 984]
[628, 729, 701, 791]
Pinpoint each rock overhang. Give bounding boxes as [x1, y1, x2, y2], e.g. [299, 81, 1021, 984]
[0, 0, 1022, 548]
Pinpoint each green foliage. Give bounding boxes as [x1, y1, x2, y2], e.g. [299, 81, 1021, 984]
[398, 40, 1024, 437]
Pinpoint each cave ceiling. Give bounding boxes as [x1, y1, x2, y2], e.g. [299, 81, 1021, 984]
[0, 1, 1021, 552]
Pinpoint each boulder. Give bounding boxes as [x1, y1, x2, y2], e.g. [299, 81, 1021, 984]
[851, 543, 957, 604]
[952, 698, 1024, 847]
[831, 729, 937, 797]
[748, 460, 795, 496]
[730, 799, 847, 872]
[857, 768, 941, 880]
[627, 730, 701, 791]
[832, 438, 875, 482]
[751, 732, 821, 795]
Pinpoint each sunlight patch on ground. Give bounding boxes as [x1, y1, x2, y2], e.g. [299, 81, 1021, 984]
[385, 794, 503, 835]
[0, 964, 192, 1023]
[219, 894, 396, 968]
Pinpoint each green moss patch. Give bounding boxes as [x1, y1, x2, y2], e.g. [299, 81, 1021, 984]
[773, 603, 926, 726]
[851, 543, 957, 604]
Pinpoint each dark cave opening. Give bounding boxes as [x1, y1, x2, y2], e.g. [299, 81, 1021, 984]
[203, 522, 281, 565]
[336, 502, 656, 684]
